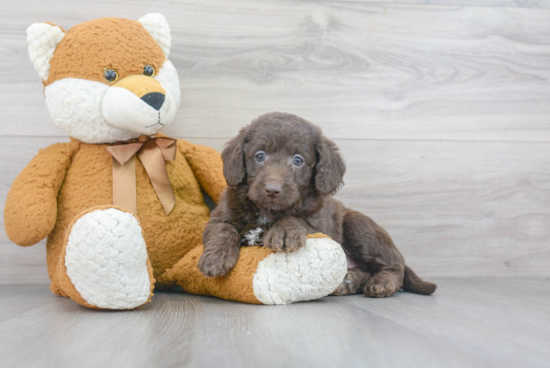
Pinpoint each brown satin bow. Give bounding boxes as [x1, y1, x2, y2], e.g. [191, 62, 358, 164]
[106, 136, 177, 216]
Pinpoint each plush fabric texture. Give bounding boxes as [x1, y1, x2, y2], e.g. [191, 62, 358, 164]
[26, 22, 65, 81]
[44, 60, 180, 144]
[5, 134, 224, 294]
[100, 76, 176, 135]
[5, 14, 348, 309]
[50, 136, 221, 291]
[5, 135, 229, 300]
[138, 13, 171, 58]
[4, 142, 76, 247]
[45, 17, 166, 87]
[54, 205, 156, 310]
[5, 136, 346, 307]
[253, 235, 348, 304]
[169, 233, 345, 305]
[38, 16, 177, 144]
[168, 245, 273, 304]
[64, 208, 152, 309]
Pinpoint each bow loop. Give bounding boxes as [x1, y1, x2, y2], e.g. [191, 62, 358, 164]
[155, 138, 177, 161]
[106, 143, 143, 166]
[107, 136, 177, 216]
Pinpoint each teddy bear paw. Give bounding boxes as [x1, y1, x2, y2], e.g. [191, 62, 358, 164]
[251, 236, 347, 305]
[64, 208, 152, 309]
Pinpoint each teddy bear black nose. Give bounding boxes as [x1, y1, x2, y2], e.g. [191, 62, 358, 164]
[141, 92, 165, 111]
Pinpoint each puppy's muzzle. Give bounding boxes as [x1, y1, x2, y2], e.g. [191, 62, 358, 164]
[264, 182, 282, 198]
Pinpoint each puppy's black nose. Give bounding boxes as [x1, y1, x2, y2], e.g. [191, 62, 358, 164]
[265, 183, 282, 198]
[141, 92, 165, 111]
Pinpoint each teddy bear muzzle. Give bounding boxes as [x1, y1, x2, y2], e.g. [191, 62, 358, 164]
[101, 74, 175, 135]
[141, 92, 165, 111]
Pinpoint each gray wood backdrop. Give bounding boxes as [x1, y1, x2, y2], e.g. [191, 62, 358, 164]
[1, 0, 549, 284]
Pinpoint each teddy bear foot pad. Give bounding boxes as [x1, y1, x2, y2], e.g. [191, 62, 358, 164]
[63, 208, 152, 309]
[252, 236, 348, 305]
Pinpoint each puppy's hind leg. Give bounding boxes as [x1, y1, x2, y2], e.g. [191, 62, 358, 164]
[342, 211, 405, 298]
[330, 267, 371, 296]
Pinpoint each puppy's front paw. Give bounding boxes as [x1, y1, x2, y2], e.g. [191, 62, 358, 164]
[264, 226, 306, 252]
[198, 246, 240, 278]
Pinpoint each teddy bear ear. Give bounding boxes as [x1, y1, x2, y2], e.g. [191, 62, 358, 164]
[138, 13, 171, 58]
[26, 22, 65, 81]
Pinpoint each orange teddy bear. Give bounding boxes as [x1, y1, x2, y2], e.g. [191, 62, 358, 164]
[4, 14, 347, 309]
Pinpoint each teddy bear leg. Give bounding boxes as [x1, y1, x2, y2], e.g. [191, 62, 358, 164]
[167, 234, 348, 305]
[54, 206, 155, 310]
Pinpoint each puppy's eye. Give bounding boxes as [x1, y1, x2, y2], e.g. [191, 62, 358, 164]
[103, 68, 118, 83]
[293, 155, 304, 166]
[143, 64, 155, 77]
[255, 151, 266, 162]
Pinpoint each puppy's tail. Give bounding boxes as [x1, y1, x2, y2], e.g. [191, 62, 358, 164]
[403, 266, 437, 295]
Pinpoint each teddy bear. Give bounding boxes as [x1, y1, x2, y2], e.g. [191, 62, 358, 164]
[4, 13, 347, 310]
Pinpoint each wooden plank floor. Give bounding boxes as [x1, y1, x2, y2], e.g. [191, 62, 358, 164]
[2, 0, 550, 282]
[1, 278, 549, 368]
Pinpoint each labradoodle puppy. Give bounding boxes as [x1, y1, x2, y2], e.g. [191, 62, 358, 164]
[199, 112, 436, 298]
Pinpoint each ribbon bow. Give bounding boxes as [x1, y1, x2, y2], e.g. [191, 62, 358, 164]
[106, 136, 177, 216]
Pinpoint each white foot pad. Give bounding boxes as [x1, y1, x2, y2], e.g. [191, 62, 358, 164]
[65, 209, 151, 309]
[252, 237, 348, 305]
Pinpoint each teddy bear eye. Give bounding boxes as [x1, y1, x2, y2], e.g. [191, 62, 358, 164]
[103, 69, 118, 83]
[143, 65, 155, 77]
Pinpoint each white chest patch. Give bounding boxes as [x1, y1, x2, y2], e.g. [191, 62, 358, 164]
[257, 217, 269, 226]
[243, 227, 264, 246]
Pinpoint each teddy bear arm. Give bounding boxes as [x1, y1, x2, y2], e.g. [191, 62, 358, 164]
[177, 139, 227, 204]
[4, 142, 75, 246]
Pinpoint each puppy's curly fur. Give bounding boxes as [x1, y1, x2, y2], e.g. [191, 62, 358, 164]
[199, 112, 436, 297]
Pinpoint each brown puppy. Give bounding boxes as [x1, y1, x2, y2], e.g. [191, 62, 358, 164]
[199, 112, 436, 297]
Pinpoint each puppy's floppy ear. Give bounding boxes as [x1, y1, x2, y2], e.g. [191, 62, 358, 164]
[315, 136, 346, 195]
[222, 128, 247, 186]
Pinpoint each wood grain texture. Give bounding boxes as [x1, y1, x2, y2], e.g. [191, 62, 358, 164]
[1, 136, 548, 284]
[1, 0, 550, 141]
[341, 0, 550, 7]
[0, 0, 549, 283]
[191, 138, 550, 279]
[0, 241, 49, 285]
[0, 279, 549, 368]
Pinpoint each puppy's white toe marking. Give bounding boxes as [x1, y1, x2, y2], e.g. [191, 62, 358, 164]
[65, 208, 151, 309]
[252, 237, 347, 305]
